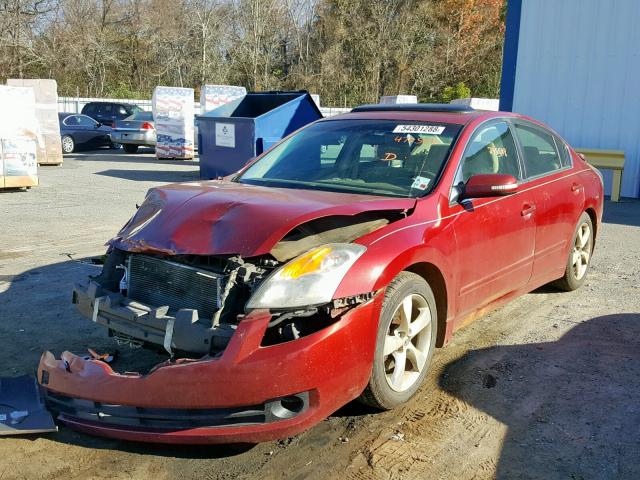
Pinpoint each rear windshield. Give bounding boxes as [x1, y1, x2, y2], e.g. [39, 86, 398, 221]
[127, 111, 153, 121]
[238, 119, 462, 197]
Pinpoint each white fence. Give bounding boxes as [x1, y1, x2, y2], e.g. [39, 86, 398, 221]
[58, 96, 351, 118]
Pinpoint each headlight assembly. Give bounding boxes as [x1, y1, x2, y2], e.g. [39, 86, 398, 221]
[246, 243, 366, 310]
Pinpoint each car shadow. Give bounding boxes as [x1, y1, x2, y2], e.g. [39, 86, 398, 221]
[602, 198, 640, 228]
[0, 257, 167, 377]
[439, 313, 640, 479]
[69, 149, 201, 167]
[95, 169, 200, 183]
[49, 427, 256, 458]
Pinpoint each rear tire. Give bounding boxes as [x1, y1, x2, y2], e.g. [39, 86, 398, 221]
[61, 135, 75, 154]
[552, 212, 594, 291]
[123, 144, 138, 154]
[359, 272, 437, 410]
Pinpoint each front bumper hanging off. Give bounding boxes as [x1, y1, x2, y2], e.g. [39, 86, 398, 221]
[38, 295, 382, 444]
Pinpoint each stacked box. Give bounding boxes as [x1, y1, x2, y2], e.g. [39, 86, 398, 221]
[200, 85, 246, 113]
[0, 86, 38, 188]
[152, 86, 195, 159]
[7, 79, 63, 166]
[450, 97, 499, 111]
[380, 95, 418, 104]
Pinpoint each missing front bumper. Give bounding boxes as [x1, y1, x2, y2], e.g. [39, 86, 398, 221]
[73, 281, 232, 355]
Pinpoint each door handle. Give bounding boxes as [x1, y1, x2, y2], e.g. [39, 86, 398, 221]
[571, 182, 582, 193]
[521, 204, 536, 217]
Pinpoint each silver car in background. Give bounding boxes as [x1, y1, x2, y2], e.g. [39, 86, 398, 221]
[112, 111, 200, 154]
[111, 111, 156, 154]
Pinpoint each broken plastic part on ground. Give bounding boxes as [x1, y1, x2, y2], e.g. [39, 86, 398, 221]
[0, 375, 57, 436]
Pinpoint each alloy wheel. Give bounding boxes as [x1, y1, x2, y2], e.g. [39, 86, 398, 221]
[62, 136, 74, 153]
[572, 222, 591, 280]
[383, 293, 433, 392]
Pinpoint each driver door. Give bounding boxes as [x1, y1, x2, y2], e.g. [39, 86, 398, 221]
[449, 121, 536, 317]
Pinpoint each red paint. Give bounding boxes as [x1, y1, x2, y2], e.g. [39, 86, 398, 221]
[111, 181, 416, 257]
[40, 109, 603, 443]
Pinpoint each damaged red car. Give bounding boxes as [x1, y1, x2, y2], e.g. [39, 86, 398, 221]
[38, 104, 604, 444]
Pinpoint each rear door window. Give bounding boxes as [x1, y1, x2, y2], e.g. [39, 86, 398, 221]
[77, 115, 97, 127]
[514, 123, 563, 178]
[64, 115, 94, 127]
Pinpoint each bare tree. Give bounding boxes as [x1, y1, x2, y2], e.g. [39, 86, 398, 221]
[0, 0, 505, 102]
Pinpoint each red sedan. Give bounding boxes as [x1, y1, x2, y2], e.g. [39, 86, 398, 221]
[38, 104, 603, 444]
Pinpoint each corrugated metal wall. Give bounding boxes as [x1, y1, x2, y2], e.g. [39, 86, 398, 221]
[510, 0, 640, 198]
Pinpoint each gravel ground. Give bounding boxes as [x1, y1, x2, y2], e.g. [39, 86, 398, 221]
[0, 151, 638, 480]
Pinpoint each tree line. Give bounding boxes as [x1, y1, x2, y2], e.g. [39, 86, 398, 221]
[0, 0, 505, 106]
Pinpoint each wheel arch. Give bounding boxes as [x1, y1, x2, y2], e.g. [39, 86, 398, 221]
[584, 207, 598, 247]
[404, 262, 448, 347]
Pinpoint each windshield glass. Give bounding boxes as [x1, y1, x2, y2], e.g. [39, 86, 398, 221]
[238, 119, 462, 197]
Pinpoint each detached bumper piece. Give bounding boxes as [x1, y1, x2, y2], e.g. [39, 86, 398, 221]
[46, 391, 309, 431]
[0, 375, 57, 436]
[38, 295, 383, 444]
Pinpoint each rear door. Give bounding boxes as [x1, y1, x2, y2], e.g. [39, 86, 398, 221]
[103, 104, 116, 126]
[512, 121, 584, 284]
[449, 120, 536, 317]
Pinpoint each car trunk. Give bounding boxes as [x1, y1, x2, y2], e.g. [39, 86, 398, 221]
[113, 119, 154, 131]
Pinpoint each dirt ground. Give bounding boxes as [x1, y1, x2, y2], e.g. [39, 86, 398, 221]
[0, 151, 638, 480]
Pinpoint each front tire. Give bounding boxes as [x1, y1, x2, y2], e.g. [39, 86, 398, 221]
[359, 272, 437, 410]
[553, 212, 594, 291]
[123, 144, 138, 154]
[61, 135, 75, 154]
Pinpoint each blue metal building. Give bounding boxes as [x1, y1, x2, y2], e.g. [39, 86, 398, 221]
[500, 0, 640, 198]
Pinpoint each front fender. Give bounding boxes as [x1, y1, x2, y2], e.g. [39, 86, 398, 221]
[334, 219, 456, 321]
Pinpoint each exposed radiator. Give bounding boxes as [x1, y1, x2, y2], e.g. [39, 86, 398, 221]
[127, 254, 221, 321]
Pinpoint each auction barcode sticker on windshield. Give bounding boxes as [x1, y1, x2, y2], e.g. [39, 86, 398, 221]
[393, 125, 446, 134]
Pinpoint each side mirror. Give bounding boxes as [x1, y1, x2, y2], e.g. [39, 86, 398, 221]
[461, 173, 518, 200]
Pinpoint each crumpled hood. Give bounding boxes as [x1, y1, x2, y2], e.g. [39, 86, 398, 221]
[109, 180, 416, 257]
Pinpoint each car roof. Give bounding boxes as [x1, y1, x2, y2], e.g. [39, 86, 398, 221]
[325, 104, 519, 127]
[85, 101, 137, 106]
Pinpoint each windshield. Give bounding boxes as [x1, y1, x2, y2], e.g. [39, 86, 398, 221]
[238, 119, 462, 197]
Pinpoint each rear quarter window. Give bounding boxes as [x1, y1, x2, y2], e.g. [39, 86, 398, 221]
[555, 137, 573, 167]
